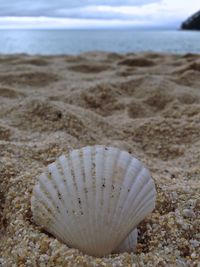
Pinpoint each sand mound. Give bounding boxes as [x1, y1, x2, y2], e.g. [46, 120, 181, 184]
[0, 87, 25, 99]
[0, 123, 11, 140]
[118, 56, 155, 67]
[68, 63, 111, 73]
[0, 72, 58, 87]
[143, 90, 173, 111]
[69, 83, 124, 116]
[127, 99, 153, 118]
[175, 69, 200, 88]
[132, 118, 199, 159]
[16, 58, 50, 66]
[0, 52, 199, 267]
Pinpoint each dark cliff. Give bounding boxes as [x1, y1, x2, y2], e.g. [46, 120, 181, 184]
[181, 10, 200, 30]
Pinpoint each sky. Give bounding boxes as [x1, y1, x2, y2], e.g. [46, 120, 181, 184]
[0, 0, 199, 29]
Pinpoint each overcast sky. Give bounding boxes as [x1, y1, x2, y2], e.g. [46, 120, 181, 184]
[0, 0, 199, 29]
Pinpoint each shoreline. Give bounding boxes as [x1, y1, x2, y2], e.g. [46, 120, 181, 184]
[0, 50, 200, 57]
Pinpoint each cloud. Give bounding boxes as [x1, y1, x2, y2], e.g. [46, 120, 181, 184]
[0, 16, 170, 29]
[0, 0, 161, 16]
[0, 0, 199, 28]
[54, 5, 167, 20]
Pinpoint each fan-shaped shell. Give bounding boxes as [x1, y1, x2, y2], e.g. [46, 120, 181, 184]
[31, 145, 156, 257]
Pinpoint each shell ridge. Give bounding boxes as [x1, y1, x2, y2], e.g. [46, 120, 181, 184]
[107, 147, 121, 225]
[111, 159, 143, 239]
[112, 164, 153, 245]
[58, 155, 78, 215]
[69, 150, 81, 209]
[78, 147, 91, 250]
[113, 228, 137, 253]
[55, 158, 79, 243]
[120, 167, 151, 218]
[68, 149, 90, 248]
[82, 146, 94, 251]
[98, 146, 106, 246]
[34, 201, 70, 243]
[133, 198, 155, 227]
[38, 174, 63, 213]
[83, 146, 99, 254]
[70, 149, 84, 215]
[101, 147, 113, 225]
[32, 193, 54, 220]
[109, 152, 134, 244]
[106, 147, 120, 226]
[94, 146, 107, 252]
[124, 201, 155, 245]
[125, 178, 155, 221]
[82, 146, 99, 253]
[115, 167, 153, 236]
[32, 186, 69, 239]
[78, 147, 95, 252]
[98, 146, 120, 254]
[123, 183, 156, 235]
[33, 200, 54, 226]
[58, 154, 85, 245]
[129, 188, 156, 225]
[32, 186, 55, 216]
[114, 158, 143, 223]
[47, 163, 72, 220]
[39, 171, 71, 227]
[100, 147, 115, 253]
[92, 146, 103, 255]
[109, 151, 132, 239]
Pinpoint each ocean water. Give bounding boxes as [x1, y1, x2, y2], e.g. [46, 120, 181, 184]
[0, 29, 200, 55]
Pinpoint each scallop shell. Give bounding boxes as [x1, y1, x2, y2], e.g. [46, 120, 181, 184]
[31, 145, 156, 257]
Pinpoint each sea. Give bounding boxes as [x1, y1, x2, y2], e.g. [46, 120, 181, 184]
[0, 29, 200, 55]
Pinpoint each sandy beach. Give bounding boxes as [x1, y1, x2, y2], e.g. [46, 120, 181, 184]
[0, 52, 199, 266]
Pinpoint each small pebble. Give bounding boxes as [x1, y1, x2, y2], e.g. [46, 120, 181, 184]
[182, 209, 196, 218]
[191, 252, 196, 259]
[190, 240, 199, 248]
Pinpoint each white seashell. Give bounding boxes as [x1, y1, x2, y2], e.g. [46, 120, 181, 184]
[113, 228, 138, 253]
[31, 145, 156, 257]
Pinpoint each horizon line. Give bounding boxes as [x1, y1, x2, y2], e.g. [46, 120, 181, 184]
[0, 16, 181, 30]
[0, 26, 179, 30]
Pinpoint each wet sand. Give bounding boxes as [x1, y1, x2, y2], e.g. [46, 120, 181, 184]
[0, 52, 200, 266]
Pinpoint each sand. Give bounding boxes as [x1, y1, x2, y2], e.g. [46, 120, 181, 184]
[0, 52, 199, 266]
